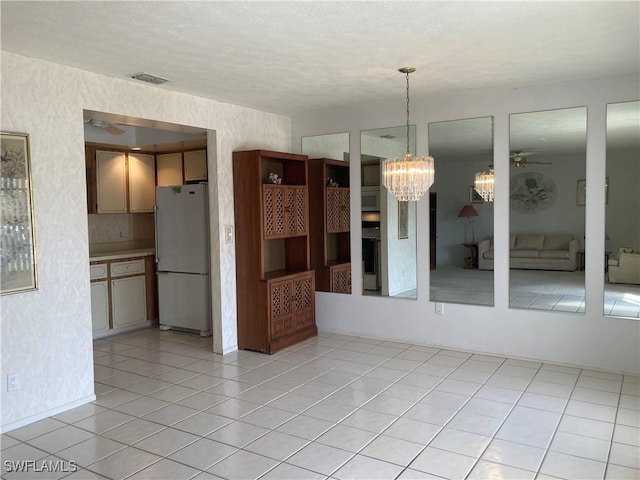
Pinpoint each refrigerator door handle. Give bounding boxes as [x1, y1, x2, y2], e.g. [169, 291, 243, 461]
[154, 204, 160, 264]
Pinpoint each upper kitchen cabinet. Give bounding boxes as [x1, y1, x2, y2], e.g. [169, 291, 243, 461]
[156, 152, 183, 186]
[96, 150, 127, 213]
[89, 148, 156, 213]
[184, 150, 208, 182]
[128, 153, 155, 212]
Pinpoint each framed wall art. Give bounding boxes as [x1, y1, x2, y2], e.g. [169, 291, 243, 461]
[1, 132, 37, 294]
[576, 177, 609, 206]
[469, 186, 484, 204]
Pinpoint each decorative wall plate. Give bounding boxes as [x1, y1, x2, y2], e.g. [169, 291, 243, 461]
[510, 171, 557, 213]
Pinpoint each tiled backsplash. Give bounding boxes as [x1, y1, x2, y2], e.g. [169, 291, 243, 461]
[88, 213, 155, 244]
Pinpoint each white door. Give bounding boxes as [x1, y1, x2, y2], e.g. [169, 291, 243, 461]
[156, 184, 209, 274]
[96, 151, 127, 213]
[90, 281, 109, 334]
[111, 275, 147, 327]
[156, 153, 183, 186]
[129, 153, 155, 212]
[158, 272, 211, 334]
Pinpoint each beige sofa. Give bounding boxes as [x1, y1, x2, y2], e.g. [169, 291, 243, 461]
[608, 248, 640, 284]
[478, 234, 578, 271]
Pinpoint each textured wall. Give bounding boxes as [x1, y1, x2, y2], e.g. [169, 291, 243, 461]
[0, 52, 290, 429]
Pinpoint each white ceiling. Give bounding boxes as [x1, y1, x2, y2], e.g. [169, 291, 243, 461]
[1, 1, 638, 118]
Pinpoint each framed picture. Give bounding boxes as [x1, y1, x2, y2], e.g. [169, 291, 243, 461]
[1, 132, 37, 294]
[398, 201, 408, 239]
[577, 177, 610, 206]
[469, 186, 484, 204]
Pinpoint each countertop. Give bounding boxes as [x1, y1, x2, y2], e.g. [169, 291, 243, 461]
[90, 248, 155, 262]
[89, 241, 155, 262]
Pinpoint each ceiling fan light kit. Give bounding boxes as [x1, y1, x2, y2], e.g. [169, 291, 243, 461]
[382, 67, 435, 202]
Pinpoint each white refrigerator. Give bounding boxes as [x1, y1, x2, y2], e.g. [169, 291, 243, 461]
[155, 184, 212, 336]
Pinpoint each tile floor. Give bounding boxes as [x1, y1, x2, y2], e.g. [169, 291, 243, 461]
[1, 328, 639, 479]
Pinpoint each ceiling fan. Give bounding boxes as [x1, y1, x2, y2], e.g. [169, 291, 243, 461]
[85, 118, 125, 135]
[510, 151, 551, 168]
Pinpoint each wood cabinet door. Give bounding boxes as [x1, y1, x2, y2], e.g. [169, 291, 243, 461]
[330, 263, 351, 294]
[289, 186, 308, 236]
[327, 187, 350, 233]
[263, 185, 286, 239]
[90, 281, 109, 333]
[268, 278, 293, 339]
[291, 272, 314, 329]
[184, 150, 207, 181]
[156, 153, 183, 186]
[128, 153, 155, 212]
[96, 151, 127, 213]
[111, 275, 147, 327]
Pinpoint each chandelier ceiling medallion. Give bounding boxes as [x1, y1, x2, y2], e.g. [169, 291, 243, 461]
[382, 67, 435, 202]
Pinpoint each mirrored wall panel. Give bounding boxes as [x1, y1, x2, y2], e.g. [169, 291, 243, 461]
[429, 117, 494, 306]
[605, 101, 640, 318]
[509, 107, 587, 312]
[361, 126, 417, 299]
[302, 133, 352, 294]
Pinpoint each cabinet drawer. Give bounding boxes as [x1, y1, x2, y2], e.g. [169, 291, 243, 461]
[110, 259, 145, 277]
[90, 263, 108, 280]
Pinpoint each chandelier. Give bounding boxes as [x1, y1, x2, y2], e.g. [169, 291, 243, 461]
[473, 118, 495, 202]
[382, 67, 435, 202]
[474, 166, 495, 202]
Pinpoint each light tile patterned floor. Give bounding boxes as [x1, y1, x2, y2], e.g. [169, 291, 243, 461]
[2, 328, 639, 479]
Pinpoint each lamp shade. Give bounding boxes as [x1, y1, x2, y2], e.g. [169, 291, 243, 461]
[457, 204, 479, 218]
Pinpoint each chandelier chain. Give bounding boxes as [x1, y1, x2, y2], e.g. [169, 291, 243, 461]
[405, 70, 410, 154]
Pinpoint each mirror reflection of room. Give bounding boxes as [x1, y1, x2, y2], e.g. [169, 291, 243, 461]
[302, 133, 352, 294]
[361, 126, 417, 299]
[507, 107, 587, 313]
[428, 117, 494, 306]
[605, 101, 640, 318]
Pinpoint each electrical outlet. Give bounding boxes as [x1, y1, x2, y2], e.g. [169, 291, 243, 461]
[7, 373, 18, 392]
[435, 302, 443, 315]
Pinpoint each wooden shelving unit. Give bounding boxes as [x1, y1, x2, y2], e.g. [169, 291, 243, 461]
[233, 150, 316, 353]
[308, 158, 351, 294]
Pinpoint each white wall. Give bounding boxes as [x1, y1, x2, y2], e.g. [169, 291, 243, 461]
[606, 147, 640, 252]
[0, 52, 291, 430]
[291, 74, 640, 374]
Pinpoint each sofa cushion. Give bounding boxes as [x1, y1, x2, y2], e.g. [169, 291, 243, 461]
[539, 250, 570, 260]
[510, 235, 516, 250]
[484, 250, 495, 260]
[510, 249, 540, 259]
[543, 234, 573, 251]
[514, 235, 545, 250]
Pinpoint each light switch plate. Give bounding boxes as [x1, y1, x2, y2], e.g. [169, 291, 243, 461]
[224, 225, 233, 244]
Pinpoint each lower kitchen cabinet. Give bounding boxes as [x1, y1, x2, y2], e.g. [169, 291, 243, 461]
[90, 281, 109, 334]
[111, 275, 146, 328]
[90, 255, 155, 337]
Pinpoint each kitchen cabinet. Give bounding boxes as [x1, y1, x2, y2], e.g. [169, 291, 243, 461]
[156, 153, 183, 186]
[128, 153, 155, 212]
[233, 149, 316, 354]
[90, 281, 109, 334]
[94, 150, 155, 213]
[184, 149, 207, 182]
[308, 158, 351, 293]
[96, 151, 127, 213]
[111, 275, 146, 328]
[89, 255, 154, 338]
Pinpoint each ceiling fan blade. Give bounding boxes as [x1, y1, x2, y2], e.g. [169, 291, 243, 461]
[104, 124, 125, 135]
[527, 161, 552, 165]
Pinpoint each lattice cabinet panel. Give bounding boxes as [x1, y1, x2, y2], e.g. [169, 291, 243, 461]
[330, 263, 352, 294]
[263, 185, 308, 239]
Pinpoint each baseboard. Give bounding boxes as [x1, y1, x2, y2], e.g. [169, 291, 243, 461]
[1, 394, 96, 434]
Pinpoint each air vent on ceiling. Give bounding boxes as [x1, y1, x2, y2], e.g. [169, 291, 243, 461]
[380, 134, 396, 139]
[129, 72, 169, 85]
